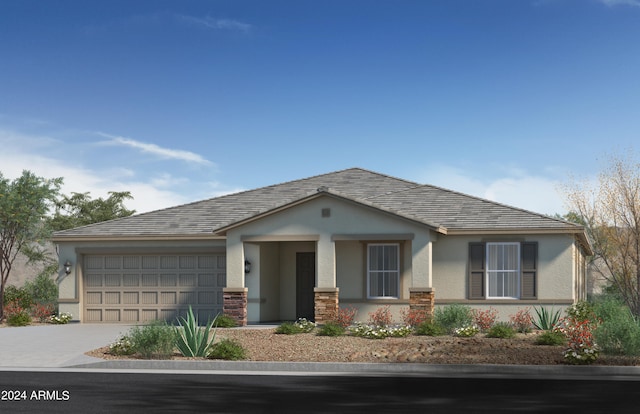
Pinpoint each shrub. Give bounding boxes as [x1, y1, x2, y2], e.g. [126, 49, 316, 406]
[453, 325, 479, 338]
[24, 274, 58, 307]
[510, 308, 533, 333]
[50, 312, 72, 324]
[472, 307, 498, 331]
[486, 322, 516, 339]
[327, 306, 358, 328]
[6, 309, 32, 326]
[109, 335, 135, 356]
[414, 320, 446, 336]
[351, 323, 413, 339]
[129, 322, 176, 359]
[400, 307, 429, 327]
[31, 303, 55, 322]
[566, 301, 596, 322]
[275, 318, 316, 334]
[554, 301, 601, 364]
[316, 322, 346, 337]
[214, 314, 238, 328]
[175, 306, 217, 357]
[535, 330, 566, 346]
[207, 339, 247, 360]
[368, 306, 392, 327]
[434, 304, 473, 334]
[532, 306, 561, 331]
[3, 286, 33, 311]
[593, 296, 640, 356]
[556, 316, 599, 365]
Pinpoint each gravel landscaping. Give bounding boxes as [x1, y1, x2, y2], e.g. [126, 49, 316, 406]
[86, 327, 640, 366]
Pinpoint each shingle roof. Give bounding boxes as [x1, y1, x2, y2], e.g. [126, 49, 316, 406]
[52, 167, 581, 240]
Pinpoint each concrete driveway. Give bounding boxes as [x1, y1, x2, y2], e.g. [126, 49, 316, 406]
[0, 323, 131, 368]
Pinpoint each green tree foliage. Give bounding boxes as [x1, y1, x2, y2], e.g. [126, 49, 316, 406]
[0, 171, 62, 319]
[49, 191, 135, 231]
[564, 154, 640, 316]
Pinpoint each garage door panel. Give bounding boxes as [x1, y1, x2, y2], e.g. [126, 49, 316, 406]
[160, 274, 177, 287]
[142, 274, 158, 286]
[123, 274, 140, 286]
[84, 253, 226, 323]
[123, 292, 138, 304]
[104, 309, 120, 322]
[161, 292, 177, 304]
[179, 274, 196, 287]
[86, 292, 102, 305]
[104, 292, 120, 305]
[105, 274, 121, 286]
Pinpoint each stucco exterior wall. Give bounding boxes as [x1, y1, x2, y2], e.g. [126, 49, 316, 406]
[432, 233, 577, 302]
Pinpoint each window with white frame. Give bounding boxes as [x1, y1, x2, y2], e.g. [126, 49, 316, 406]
[368, 243, 399, 299]
[486, 242, 520, 299]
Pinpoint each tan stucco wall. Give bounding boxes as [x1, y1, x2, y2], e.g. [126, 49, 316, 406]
[55, 239, 226, 322]
[432, 234, 576, 301]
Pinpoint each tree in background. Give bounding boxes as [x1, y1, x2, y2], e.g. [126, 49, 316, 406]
[49, 191, 135, 231]
[565, 154, 640, 315]
[0, 171, 62, 319]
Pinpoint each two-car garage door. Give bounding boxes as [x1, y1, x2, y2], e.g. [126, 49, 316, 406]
[83, 253, 226, 323]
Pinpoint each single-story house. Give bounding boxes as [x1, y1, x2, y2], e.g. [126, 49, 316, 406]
[52, 168, 592, 325]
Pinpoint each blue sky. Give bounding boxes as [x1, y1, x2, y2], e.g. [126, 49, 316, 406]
[1, 0, 639, 215]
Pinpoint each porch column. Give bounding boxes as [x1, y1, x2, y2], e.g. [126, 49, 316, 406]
[410, 233, 435, 317]
[223, 288, 248, 326]
[315, 236, 338, 323]
[314, 288, 339, 324]
[409, 288, 435, 318]
[224, 232, 248, 326]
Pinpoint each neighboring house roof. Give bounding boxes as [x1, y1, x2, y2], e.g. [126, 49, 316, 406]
[52, 168, 590, 252]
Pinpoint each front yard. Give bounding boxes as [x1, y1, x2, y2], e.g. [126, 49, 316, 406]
[87, 327, 640, 366]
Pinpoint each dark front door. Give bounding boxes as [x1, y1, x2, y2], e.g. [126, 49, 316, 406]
[296, 252, 316, 320]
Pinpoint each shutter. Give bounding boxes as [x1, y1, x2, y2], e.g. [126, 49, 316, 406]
[468, 242, 485, 299]
[521, 242, 537, 299]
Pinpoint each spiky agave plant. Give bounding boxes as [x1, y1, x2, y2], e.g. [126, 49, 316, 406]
[175, 306, 217, 357]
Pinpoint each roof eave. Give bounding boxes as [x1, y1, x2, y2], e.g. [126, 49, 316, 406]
[51, 234, 226, 243]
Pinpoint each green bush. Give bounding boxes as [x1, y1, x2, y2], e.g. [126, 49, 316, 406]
[214, 314, 238, 328]
[433, 304, 473, 334]
[207, 339, 247, 360]
[316, 322, 345, 337]
[109, 335, 135, 355]
[6, 310, 32, 327]
[593, 296, 640, 356]
[275, 321, 302, 335]
[3, 286, 33, 310]
[175, 306, 217, 357]
[275, 318, 316, 334]
[566, 301, 596, 322]
[23, 274, 58, 307]
[414, 320, 446, 336]
[535, 330, 566, 346]
[486, 322, 516, 339]
[128, 322, 176, 359]
[532, 306, 561, 330]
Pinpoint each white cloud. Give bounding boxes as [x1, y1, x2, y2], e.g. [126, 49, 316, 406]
[598, 0, 640, 7]
[0, 129, 203, 213]
[175, 15, 252, 33]
[414, 164, 567, 216]
[96, 133, 213, 166]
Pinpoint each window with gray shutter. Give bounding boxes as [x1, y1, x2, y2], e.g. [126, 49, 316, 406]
[468, 242, 538, 300]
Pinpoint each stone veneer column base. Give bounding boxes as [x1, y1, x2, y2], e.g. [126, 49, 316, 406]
[314, 288, 339, 324]
[409, 288, 435, 318]
[223, 288, 248, 327]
